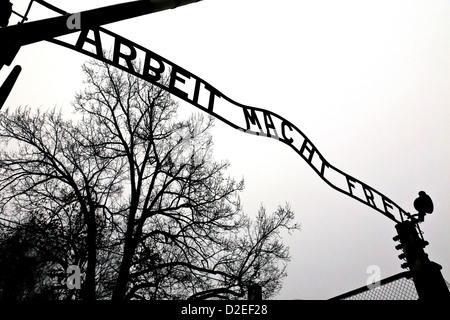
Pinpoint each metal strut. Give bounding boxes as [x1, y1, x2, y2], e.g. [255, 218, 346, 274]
[0, 1, 203, 50]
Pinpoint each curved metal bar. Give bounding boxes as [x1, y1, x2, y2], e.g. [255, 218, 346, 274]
[3, 0, 408, 223]
[48, 24, 407, 223]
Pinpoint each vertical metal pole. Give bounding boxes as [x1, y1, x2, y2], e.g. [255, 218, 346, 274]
[0, 65, 21, 110]
[394, 221, 450, 300]
[247, 284, 262, 301]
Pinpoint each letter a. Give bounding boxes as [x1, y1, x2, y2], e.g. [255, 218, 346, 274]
[366, 265, 381, 290]
[75, 29, 103, 59]
[67, 13, 81, 30]
[67, 265, 81, 290]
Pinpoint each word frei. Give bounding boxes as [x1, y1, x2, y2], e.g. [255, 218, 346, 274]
[49, 26, 409, 223]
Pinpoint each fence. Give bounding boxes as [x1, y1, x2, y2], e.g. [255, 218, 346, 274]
[330, 271, 450, 300]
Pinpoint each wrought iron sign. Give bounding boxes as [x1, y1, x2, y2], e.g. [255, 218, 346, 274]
[0, 0, 414, 224]
[49, 25, 412, 224]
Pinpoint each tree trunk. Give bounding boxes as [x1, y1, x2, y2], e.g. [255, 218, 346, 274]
[112, 240, 134, 300]
[83, 212, 97, 301]
[112, 198, 139, 300]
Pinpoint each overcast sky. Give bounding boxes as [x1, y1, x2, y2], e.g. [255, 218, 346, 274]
[3, 0, 450, 299]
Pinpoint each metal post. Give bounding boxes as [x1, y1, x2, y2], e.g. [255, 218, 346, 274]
[247, 284, 262, 301]
[0, 65, 21, 110]
[394, 221, 450, 299]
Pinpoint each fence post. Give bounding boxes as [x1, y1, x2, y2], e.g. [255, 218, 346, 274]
[393, 221, 450, 300]
[247, 284, 262, 301]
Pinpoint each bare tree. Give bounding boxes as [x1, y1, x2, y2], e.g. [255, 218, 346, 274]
[0, 59, 300, 300]
[0, 105, 123, 300]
